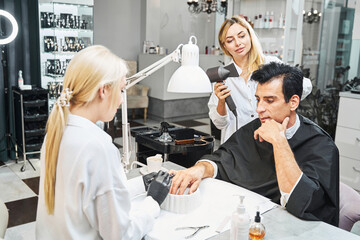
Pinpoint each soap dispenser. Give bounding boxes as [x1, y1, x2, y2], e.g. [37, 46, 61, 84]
[230, 195, 250, 240]
[249, 208, 266, 240]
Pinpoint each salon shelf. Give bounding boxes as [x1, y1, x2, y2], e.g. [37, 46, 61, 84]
[39, 0, 93, 113]
[24, 114, 48, 122]
[336, 49, 349, 52]
[13, 87, 49, 165]
[25, 128, 46, 137]
[23, 99, 48, 108]
[45, 73, 64, 78]
[253, 27, 296, 30]
[25, 143, 43, 152]
[40, 27, 93, 33]
[42, 51, 77, 55]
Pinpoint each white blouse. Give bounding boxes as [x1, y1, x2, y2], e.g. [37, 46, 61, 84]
[36, 114, 159, 240]
[208, 55, 313, 143]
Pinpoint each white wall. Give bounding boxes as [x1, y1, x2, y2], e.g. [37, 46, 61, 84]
[93, 0, 144, 61]
[146, 0, 217, 54]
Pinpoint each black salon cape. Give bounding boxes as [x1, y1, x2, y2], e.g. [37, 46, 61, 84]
[202, 115, 339, 226]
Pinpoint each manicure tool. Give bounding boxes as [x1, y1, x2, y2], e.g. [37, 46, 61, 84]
[175, 225, 210, 239]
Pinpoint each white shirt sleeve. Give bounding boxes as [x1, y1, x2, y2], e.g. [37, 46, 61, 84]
[280, 172, 303, 207]
[197, 159, 218, 178]
[88, 189, 160, 240]
[208, 91, 230, 130]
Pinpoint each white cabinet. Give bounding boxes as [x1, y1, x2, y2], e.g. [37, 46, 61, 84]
[38, 0, 93, 111]
[335, 92, 360, 191]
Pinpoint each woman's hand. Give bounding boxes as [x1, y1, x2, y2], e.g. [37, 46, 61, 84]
[214, 82, 231, 103]
[214, 82, 230, 116]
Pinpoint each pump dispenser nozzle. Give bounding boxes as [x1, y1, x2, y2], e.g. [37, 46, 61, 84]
[237, 195, 246, 214]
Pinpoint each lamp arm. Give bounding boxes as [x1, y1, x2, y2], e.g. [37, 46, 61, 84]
[121, 47, 181, 170]
[125, 48, 181, 89]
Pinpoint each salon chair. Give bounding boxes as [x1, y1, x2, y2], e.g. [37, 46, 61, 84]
[118, 84, 149, 122]
[339, 182, 360, 232]
[0, 199, 8, 238]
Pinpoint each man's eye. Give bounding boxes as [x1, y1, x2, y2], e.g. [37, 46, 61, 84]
[267, 100, 273, 103]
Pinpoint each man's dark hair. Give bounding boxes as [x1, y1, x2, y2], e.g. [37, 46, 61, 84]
[252, 62, 303, 102]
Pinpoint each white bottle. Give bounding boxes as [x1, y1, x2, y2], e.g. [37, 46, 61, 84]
[264, 11, 269, 29]
[230, 196, 250, 240]
[18, 70, 24, 88]
[258, 14, 264, 28]
[279, 13, 284, 28]
[269, 11, 274, 28]
[254, 15, 259, 29]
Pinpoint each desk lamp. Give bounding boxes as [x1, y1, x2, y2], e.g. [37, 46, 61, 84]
[121, 36, 212, 170]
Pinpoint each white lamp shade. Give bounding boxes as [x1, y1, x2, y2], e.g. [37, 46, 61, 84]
[167, 36, 211, 93]
[167, 65, 212, 93]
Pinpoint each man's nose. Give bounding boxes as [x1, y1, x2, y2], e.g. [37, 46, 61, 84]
[256, 101, 265, 113]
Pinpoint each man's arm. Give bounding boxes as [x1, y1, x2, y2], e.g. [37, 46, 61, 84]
[169, 161, 214, 195]
[254, 117, 302, 193]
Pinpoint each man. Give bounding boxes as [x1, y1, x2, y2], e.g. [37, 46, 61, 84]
[170, 62, 339, 226]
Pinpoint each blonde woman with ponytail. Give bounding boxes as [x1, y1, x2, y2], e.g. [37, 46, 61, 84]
[36, 46, 169, 239]
[209, 15, 312, 143]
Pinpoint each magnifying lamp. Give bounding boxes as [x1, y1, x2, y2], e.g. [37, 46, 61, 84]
[122, 36, 212, 170]
[0, 10, 18, 45]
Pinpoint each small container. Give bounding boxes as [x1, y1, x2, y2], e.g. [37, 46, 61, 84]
[230, 196, 250, 240]
[249, 210, 265, 240]
[18, 70, 24, 88]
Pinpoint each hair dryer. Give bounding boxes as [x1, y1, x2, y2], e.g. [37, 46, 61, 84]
[206, 63, 238, 117]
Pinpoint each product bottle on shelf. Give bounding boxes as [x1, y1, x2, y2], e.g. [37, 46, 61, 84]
[279, 13, 284, 28]
[249, 209, 266, 240]
[230, 196, 250, 240]
[254, 15, 259, 28]
[18, 70, 24, 88]
[258, 14, 264, 28]
[211, 45, 215, 55]
[269, 11, 274, 28]
[264, 11, 269, 29]
[205, 46, 208, 54]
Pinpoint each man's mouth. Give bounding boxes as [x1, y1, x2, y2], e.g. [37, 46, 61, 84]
[260, 117, 270, 123]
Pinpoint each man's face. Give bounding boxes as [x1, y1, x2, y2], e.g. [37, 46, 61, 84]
[255, 77, 292, 124]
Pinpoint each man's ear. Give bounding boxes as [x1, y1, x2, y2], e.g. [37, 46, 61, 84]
[289, 95, 300, 111]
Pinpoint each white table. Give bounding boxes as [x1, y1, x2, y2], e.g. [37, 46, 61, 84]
[128, 162, 360, 240]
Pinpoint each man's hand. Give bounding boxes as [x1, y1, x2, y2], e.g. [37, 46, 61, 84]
[169, 162, 210, 195]
[254, 117, 289, 144]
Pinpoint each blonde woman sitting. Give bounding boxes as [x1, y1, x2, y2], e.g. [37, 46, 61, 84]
[36, 46, 170, 239]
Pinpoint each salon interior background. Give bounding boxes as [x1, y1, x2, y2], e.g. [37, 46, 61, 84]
[1, 0, 360, 162]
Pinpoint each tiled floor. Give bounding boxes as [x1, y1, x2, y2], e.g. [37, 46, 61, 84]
[0, 117, 218, 239]
[1, 117, 360, 238]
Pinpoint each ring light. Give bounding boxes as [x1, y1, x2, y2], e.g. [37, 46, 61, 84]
[0, 10, 18, 45]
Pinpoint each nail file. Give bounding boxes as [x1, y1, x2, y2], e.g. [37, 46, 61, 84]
[215, 215, 231, 233]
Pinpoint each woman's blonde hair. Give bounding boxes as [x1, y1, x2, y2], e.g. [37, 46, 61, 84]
[44, 45, 128, 214]
[218, 15, 264, 73]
